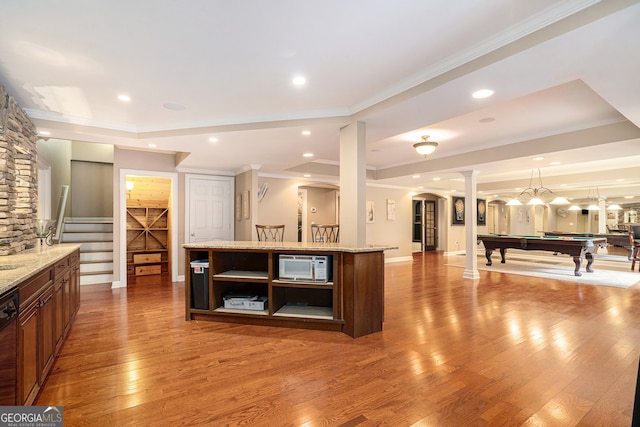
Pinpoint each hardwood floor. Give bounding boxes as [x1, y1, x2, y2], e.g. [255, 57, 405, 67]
[36, 252, 640, 426]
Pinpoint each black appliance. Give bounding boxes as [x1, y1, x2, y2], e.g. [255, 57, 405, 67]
[0, 287, 18, 405]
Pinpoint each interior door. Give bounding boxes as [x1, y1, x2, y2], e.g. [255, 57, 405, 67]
[422, 200, 437, 251]
[187, 176, 233, 242]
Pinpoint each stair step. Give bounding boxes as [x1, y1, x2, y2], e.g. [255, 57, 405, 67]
[62, 232, 114, 242]
[80, 274, 113, 286]
[80, 252, 113, 262]
[77, 242, 113, 251]
[64, 223, 113, 233]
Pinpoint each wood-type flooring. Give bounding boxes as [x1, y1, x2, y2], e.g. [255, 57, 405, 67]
[36, 252, 640, 426]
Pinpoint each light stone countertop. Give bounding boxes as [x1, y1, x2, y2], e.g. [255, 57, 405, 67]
[183, 240, 397, 253]
[0, 244, 81, 297]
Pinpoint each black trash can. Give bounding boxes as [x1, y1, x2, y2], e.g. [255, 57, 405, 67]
[190, 259, 209, 310]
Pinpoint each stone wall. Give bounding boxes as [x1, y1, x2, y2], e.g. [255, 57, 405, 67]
[0, 85, 38, 255]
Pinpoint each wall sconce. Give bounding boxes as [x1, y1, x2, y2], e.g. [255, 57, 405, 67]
[413, 135, 438, 157]
[126, 181, 134, 199]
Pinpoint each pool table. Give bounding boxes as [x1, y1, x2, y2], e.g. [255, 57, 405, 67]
[477, 234, 607, 276]
[543, 231, 633, 260]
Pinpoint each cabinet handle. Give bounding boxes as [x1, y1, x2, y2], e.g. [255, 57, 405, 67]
[40, 295, 53, 306]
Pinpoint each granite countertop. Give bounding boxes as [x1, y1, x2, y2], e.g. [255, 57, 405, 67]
[183, 240, 397, 253]
[0, 244, 81, 297]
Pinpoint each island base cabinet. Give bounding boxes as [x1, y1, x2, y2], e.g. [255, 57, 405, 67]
[18, 299, 40, 406]
[185, 246, 387, 338]
[342, 251, 385, 338]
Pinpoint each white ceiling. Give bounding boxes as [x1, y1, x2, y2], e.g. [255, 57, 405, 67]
[1, 0, 640, 205]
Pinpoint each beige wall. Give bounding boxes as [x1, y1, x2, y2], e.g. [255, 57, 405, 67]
[37, 139, 72, 219]
[256, 177, 299, 242]
[364, 186, 413, 259]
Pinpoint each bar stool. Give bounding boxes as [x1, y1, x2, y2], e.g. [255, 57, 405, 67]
[311, 224, 339, 243]
[256, 225, 285, 242]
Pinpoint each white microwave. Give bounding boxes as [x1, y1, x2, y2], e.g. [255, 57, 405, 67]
[278, 255, 330, 283]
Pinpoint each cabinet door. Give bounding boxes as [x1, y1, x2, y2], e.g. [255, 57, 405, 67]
[72, 262, 80, 317]
[39, 286, 56, 381]
[54, 279, 65, 349]
[18, 301, 40, 405]
[63, 272, 72, 333]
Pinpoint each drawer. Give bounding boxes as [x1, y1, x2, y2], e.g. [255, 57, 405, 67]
[135, 265, 161, 276]
[19, 267, 54, 309]
[133, 253, 162, 264]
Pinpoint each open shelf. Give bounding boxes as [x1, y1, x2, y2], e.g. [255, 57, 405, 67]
[214, 307, 269, 316]
[273, 304, 333, 320]
[214, 270, 268, 281]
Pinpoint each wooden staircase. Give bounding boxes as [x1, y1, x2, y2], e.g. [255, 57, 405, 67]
[60, 217, 114, 285]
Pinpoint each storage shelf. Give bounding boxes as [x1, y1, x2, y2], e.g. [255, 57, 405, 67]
[272, 279, 334, 288]
[273, 304, 333, 320]
[213, 270, 268, 281]
[214, 307, 269, 316]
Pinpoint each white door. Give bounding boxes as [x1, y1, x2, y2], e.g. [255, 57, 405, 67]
[186, 175, 233, 242]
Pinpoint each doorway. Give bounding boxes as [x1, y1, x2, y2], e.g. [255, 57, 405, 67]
[412, 198, 438, 251]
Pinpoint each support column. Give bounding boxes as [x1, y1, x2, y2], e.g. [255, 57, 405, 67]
[339, 121, 366, 247]
[462, 170, 480, 280]
[598, 198, 607, 233]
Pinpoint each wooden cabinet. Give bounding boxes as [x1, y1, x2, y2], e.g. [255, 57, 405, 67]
[126, 207, 169, 276]
[16, 249, 81, 405]
[185, 245, 386, 338]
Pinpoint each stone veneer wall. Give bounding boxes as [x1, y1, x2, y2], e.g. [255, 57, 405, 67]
[0, 85, 38, 255]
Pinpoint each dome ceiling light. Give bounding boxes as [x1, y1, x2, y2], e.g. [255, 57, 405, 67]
[413, 135, 438, 157]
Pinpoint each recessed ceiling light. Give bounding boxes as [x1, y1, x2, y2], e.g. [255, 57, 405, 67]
[433, 177, 441, 181]
[118, 94, 131, 102]
[38, 131, 51, 136]
[148, 144, 157, 148]
[625, 195, 634, 199]
[303, 153, 314, 158]
[550, 161, 561, 165]
[472, 89, 494, 99]
[616, 179, 625, 182]
[303, 174, 311, 178]
[412, 175, 420, 178]
[292, 76, 306, 86]
[417, 186, 424, 189]
[533, 157, 544, 161]
[208, 137, 218, 143]
[301, 130, 311, 136]
[163, 102, 186, 111]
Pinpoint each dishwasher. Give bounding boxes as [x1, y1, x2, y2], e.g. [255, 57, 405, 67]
[0, 287, 18, 405]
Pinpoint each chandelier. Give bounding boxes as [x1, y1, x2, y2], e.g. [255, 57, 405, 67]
[413, 135, 438, 157]
[506, 169, 569, 206]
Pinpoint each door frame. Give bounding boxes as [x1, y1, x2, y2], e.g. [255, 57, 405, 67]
[119, 169, 179, 287]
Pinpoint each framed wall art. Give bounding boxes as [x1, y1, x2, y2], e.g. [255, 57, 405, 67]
[477, 199, 486, 226]
[452, 196, 465, 225]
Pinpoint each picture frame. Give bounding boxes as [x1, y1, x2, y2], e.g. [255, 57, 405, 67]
[477, 199, 486, 226]
[366, 200, 375, 223]
[386, 199, 396, 221]
[235, 194, 242, 221]
[243, 190, 250, 220]
[452, 196, 465, 225]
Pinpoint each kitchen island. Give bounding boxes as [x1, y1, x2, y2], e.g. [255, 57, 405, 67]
[183, 241, 396, 338]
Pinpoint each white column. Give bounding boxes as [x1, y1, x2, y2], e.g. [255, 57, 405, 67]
[461, 170, 480, 280]
[598, 198, 607, 233]
[339, 121, 366, 247]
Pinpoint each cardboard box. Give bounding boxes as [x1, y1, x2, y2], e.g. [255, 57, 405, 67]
[223, 294, 268, 311]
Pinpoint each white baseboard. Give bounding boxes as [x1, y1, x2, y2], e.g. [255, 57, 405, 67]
[385, 256, 413, 263]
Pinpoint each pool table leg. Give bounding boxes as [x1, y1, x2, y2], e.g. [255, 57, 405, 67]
[585, 252, 595, 273]
[572, 256, 583, 276]
[485, 249, 493, 266]
[499, 248, 507, 264]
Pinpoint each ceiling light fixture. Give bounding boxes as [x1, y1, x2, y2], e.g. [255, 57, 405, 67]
[586, 186, 601, 211]
[607, 204, 622, 210]
[472, 89, 494, 99]
[303, 153, 313, 158]
[506, 169, 569, 206]
[413, 135, 438, 157]
[208, 137, 218, 143]
[292, 76, 306, 86]
[301, 130, 311, 136]
[118, 94, 131, 102]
